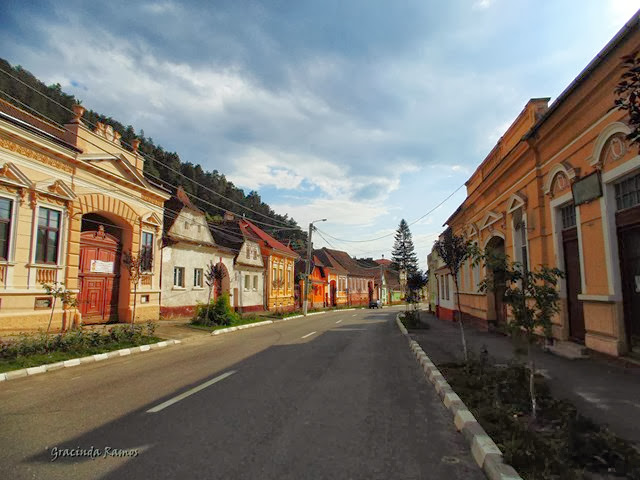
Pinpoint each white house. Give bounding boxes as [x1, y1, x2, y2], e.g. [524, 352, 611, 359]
[160, 188, 235, 319]
[210, 213, 265, 312]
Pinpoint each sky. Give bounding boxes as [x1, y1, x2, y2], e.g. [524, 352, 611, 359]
[1, 0, 639, 268]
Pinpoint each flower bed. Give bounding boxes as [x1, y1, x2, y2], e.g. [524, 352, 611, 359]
[0, 322, 160, 373]
[440, 357, 640, 479]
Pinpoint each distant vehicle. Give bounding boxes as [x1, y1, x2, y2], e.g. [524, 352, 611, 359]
[369, 299, 381, 309]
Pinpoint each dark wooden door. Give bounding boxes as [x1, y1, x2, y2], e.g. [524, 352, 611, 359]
[563, 227, 585, 341]
[330, 281, 337, 306]
[618, 206, 640, 351]
[79, 229, 120, 324]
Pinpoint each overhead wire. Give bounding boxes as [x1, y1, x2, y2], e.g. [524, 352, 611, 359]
[0, 70, 463, 251]
[0, 66, 298, 228]
[0, 88, 302, 243]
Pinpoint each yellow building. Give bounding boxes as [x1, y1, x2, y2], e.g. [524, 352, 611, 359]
[0, 100, 168, 332]
[238, 219, 298, 312]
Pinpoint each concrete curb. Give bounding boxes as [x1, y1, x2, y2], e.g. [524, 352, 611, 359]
[395, 314, 523, 480]
[211, 320, 274, 335]
[0, 339, 182, 384]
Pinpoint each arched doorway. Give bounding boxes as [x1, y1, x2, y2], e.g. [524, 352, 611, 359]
[485, 236, 507, 326]
[78, 213, 122, 324]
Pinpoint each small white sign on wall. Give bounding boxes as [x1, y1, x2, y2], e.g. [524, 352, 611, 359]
[90, 260, 114, 274]
[635, 275, 640, 294]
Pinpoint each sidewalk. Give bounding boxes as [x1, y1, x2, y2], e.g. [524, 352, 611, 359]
[410, 312, 640, 445]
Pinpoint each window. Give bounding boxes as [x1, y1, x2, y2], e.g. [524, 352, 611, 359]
[244, 274, 251, 290]
[246, 247, 251, 259]
[141, 232, 154, 272]
[287, 269, 291, 290]
[35, 207, 60, 264]
[173, 267, 185, 287]
[445, 275, 450, 300]
[561, 203, 576, 230]
[614, 172, 640, 211]
[272, 267, 277, 282]
[194, 268, 203, 287]
[253, 275, 258, 290]
[0, 198, 12, 261]
[253, 249, 257, 260]
[513, 209, 528, 271]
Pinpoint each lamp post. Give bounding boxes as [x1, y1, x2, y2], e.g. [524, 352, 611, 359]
[303, 218, 327, 316]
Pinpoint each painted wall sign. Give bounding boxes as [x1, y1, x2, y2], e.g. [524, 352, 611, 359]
[90, 260, 114, 274]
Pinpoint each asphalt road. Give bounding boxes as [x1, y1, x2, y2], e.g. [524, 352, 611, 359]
[0, 307, 483, 480]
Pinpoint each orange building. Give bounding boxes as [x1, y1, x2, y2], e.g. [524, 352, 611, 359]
[434, 13, 640, 357]
[295, 255, 328, 309]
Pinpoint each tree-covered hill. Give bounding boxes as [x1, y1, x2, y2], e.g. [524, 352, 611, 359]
[0, 58, 306, 249]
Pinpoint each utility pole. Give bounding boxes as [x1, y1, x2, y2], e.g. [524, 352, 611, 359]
[303, 218, 326, 316]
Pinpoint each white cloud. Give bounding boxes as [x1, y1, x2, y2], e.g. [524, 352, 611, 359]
[473, 0, 495, 10]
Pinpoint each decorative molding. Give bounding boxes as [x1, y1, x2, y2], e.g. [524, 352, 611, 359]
[142, 193, 164, 207]
[506, 192, 527, 214]
[0, 137, 74, 173]
[544, 161, 580, 196]
[588, 121, 631, 168]
[479, 211, 503, 231]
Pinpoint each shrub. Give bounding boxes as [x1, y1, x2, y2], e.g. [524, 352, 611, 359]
[192, 293, 239, 326]
[0, 323, 158, 360]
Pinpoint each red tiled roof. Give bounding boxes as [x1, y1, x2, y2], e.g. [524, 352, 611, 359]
[322, 248, 375, 278]
[240, 219, 298, 257]
[375, 258, 392, 265]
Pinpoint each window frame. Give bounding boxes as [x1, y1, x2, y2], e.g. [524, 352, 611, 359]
[140, 230, 154, 273]
[244, 274, 251, 291]
[253, 274, 258, 291]
[0, 194, 16, 262]
[34, 205, 63, 265]
[193, 268, 203, 288]
[173, 266, 185, 288]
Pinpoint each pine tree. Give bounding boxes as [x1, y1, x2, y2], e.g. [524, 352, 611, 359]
[391, 219, 419, 274]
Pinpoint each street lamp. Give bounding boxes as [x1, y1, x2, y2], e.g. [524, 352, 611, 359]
[303, 218, 327, 316]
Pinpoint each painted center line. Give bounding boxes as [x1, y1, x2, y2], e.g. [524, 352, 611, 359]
[335, 320, 342, 324]
[147, 370, 236, 413]
[301, 331, 317, 339]
[352, 314, 357, 316]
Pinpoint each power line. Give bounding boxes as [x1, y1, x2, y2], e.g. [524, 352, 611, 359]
[315, 183, 465, 244]
[0, 67, 297, 228]
[0, 88, 303, 240]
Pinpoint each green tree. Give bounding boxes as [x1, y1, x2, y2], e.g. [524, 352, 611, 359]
[614, 50, 640, 151]
[433, 228, 471, 361]
[391, 219, 419, 275]
[478, 252, 564, 421]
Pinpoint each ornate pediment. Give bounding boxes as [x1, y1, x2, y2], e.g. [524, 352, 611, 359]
[479, 211, 503, 231]
[141, 212, 162, 231]
[79, 153, 149, 189]
[465, 223, 479, 238]
[0, 162, 32, 189]
[506, 192, 527, 213]
[35, 179, 76, 201]
[544, 162, 580, 197]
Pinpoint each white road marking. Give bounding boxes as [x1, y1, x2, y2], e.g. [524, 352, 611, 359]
[335, 320, 342, 324]
[352, 314, 357, 316]
[147, 370, 236, 413]
[301, 331, 317, 339]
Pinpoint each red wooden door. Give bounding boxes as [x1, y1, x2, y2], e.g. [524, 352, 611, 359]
[563, 227, 585, 341]
[79, 229, 120, 324]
